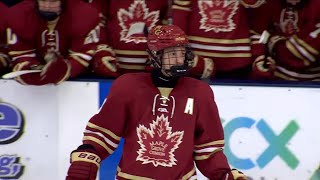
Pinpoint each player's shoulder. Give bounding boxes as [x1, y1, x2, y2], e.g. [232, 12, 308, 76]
[8, 0, 34, 18]
[179, 77, 214, 97]
[111, 72, 150, 89]
[7, 1, 39, 39]
[181, 77, 211, 89]
[64, 0, 100, 36]
[115, 72, 149, 83]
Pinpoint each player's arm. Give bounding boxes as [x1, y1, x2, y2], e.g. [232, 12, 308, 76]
[0, 31, 9, 73]
[171, 0, 192, 31]
[67, 3, 118, 79]
[270, 21, 320, 71]
[247, 0, 279, 80]
[5, 27, 48, 85]
[66, 74, 129, 180]
[194, 84, 246, 180]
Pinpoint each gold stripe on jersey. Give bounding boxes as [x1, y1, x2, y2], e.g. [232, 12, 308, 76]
[83, 136, 113, 154]
[118, 64, 146, 70]
[276, 66, 320, 80]
[172, 5, 192, 11]
[70, 55, 90, 67]
[8, 49, 35, 56]
[87, 50, 96, 55]
[195, 140, 224, 148]
[249, 30, 259, 35]
[87, 122, 121, 141]
[117, 167, 155, 180]
[115, 49, 148, 56]
[96, 44, 116, 55]
[274, 71, 299, 81]
[194, 51, 251, 58]
[286, 41, 310, 66]
[251, 40, 260, 44]
[194, 148, 223, 161]
[189, 36, 251, 44]
[174, 0, 191, 6]
[293, 35, 319, 55]
[182, 167, 196, 180]
[289, 37, 316, 62]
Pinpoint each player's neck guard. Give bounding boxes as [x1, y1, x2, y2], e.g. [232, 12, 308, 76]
[151, 69, 179, 88]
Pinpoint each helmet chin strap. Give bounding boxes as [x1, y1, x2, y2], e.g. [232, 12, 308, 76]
[168, 65, 189, 77]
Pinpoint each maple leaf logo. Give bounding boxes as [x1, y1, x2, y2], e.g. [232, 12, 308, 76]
[136, 114, 184, 167]
[117, 0, 159, 43]
[198, 0, 239, 32]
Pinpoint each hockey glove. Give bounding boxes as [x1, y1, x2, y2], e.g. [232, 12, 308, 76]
[230, 169, 247, 180]
[66, 144, 101, 180]
[267, 35, 286, 56]
[40, 52, 71, 84]
[250, 55, 276, 80]
[189, 55, 215, 79]
[12, 59, 44, 85]
[224, 169, 247, 180]
[91, 44, 119, 78]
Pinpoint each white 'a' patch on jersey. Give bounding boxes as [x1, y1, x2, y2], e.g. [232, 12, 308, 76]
[184, 98, 194, 115]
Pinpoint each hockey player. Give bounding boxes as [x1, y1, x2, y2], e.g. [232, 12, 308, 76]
[172, 0, 267, 79]
[0, 0, 17, 75]
[5, 0, 117, 85]
[80, 0, 119, 78]
[250, 0, 320, 81]
[104, 0, 169, 74]
[66, 25, 247, 180]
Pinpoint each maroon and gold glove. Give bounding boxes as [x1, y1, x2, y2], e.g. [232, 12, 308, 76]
[12, 58, 44, 85]
[230, 169, 247, 180]
[250, 55, 276, 80]
[66, 145, 101, 180]
[224, 169, 247, 180]
[40, 52, 71, 84]
[91, 44, 119, 78]
[189, 55, 215, 79]
[267, 35, 286, 56]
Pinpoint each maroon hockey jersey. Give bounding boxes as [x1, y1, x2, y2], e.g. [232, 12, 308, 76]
[172, 0, 266, 78]
[5, 0, 103, 84]
[249, 0, 320, 81]
[0, 2, 9, 72]
[105, 0, 169, 74]
[82, 73, 233, 179]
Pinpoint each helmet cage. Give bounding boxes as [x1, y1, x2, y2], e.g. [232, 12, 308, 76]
[148, 46, 194, 76]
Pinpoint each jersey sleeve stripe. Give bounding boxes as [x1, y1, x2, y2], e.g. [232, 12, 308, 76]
[289, 37, 316, 62]
[83, 136, 114, 154]
[84, 129, 119, 148]
[194, 139, 224, 148]
[87, 122, 121, 141]
[293, 35, 319, 55]
[194, 148, 223, 161]
[194, 147, 221, 153]
[286, 41, 311, 66]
